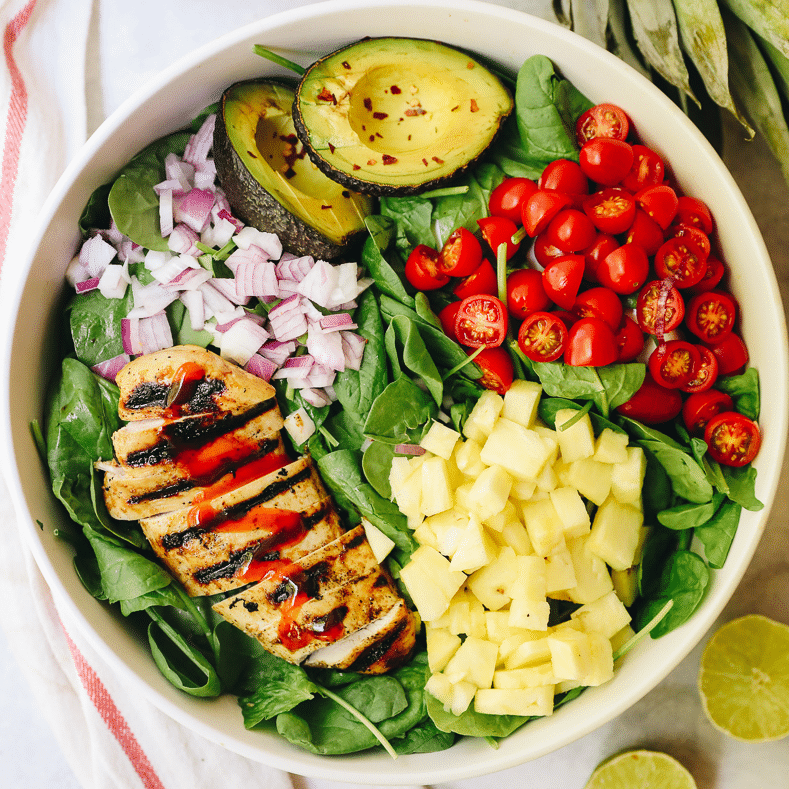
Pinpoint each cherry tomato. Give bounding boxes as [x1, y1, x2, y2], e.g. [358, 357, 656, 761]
[620, 144, 665, 192]
[542, 254, 585, 310]
[682, 389, 734, 435]
[573, 286, 623, 331]
[579, 138, 634, 186]
[625, 208, 664, 256]
[455, 294, 508, 348]
[654, 237, 708, 289]
[575, 103, 630, 146]
[405, 245, 448, 290]
[506, 268, 551, 319]
[538, 159, 589, 196]
[648, 340, 700, 389]
[581, 233, 619, 282]
[438, 301, 461, 341]
[616, 315, 645, 362]
[596, 242, 649, 295]
[635, 184, 678, 229]
[686, 290, 737, 344]
[680, 344, 719, 394]
[477, 216, 521, 260]
[473, 346, 514, 394]
[665, 224, 711, 262]
[704, 332, 749, 375]
[544, 208, 597, 253]
[453, 259, 498, 299]
[675, 196, 713, 235]
[583, 188, 636, 234]
[522, 189, 573, 237]
[438, 227, 483, 278]
[488, 177, 538, 223]
[517, 311, 568, 362]
[636, 280, 685, 336]
[564, 317, 619, 366]
[532, 232, 566, 267]
[688, 256, 725, 295]
[616, 372, 684, 424]
[704, 411, 762, 467]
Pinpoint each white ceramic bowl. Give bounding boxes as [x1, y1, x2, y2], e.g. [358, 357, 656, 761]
[2, 0, 787, 783]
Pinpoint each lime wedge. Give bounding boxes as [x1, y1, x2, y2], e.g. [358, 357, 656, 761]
[584, 750, 696, 789]
[698, 613, 789, 741]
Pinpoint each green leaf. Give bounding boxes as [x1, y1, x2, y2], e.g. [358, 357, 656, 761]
[638, 437, 713, 503]
[361, 228, 415, 308]
[695, 498, 742, 568]
[385, 315, 443, 405]
[426, 693, 529, 737]
[68, 287, 134, 367]
[716, 368, 760, 420]
[364, 376, 437, 445]
[720, 463, 764, 511]
[656, 491, 724, 529]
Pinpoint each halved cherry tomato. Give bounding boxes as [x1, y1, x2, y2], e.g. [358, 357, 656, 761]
[579, 138, 634, 186]
[620, 144, 665, 192]
[675, 195, 713, 235]
[665, 224, 711, 261]
[517, 311, 568, 362]
[488, 177, 538, 223]
[538, 159, 589, 196]
[680, 344, 719, 394]
[654, 237, 708, 289]
[473, 347, 514, 394]
[596, 242, 649, 295]
[542, 254, 585, 310]
[564, 317, 619, 366]
[455, 294, 508, 348]
[648, 340, 700, 389]
[506, 268, 550, 319]
[438, 301, 461, 341]
[477, 216, 521, 260]
[581, 233, 619, 282]
[616, 372, 684, 424]
[437, 227, 483, 278]
[616, 315, 645, 362]
[636, 280, 685, 336]
[405, 245, 448, 290]
[625, 208, 664, 256]
[453, 258, 498, 299]
[686, 290, 737, 344]
[544, 208, 597, 253]
[532, 232, 566, 267]
[635, 184, 678, 229]
[575, 103, 630, 146]
[583, 188, 636, 234]
[704, 332, 749, 375]
[572, 286, 623, 331]
[704, 411, 761, 467]
[688, 255, 725, 295]
[522, 189, 573, 237]
[682, 389, 734, 435]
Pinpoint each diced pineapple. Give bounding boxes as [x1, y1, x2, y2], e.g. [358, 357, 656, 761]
[610, 446, 647, 505]
[544, 545, 577, 593]
[509, 477, 538, 501]
[361, 517, 395, 563]
[484, 611, 513, 644]
[553, 457, 572, 487]
[425, 627, 462, 673]
[454, 438, 486, 477]
[499, 521, 534, 555]
[594, 427, 630, 464]
[580, 631, 614, 686]
[399, 546, 467, 621]
[587, 496, 644, 571]
[547, 627, 593, 681]
[392, 462, 424, 528]
[467, 464, 513, 521]
[474, 686, 554, 717]
[420, 420, 461, 460]
[611, 566, 639, 607]
[508, 554, 547, 600]
[448, 680, 477, 715]
[444, 636, 499, 688]
[534, 424, 560, 466]
[509, 597, 551, 631]
[611, 624, 637, 656]
[453, 481, 474, 514]
[425, 508, 468, 558]
[549, 486, 591, 539]
[447, 597, 487, 639]
[413, 520, 441, 552]
[565, 534, 614, 604]
[463, 390, 504, 443]
[535, 460, 558, 493]
[388, 456, 413, 501]
[480, 419, 552, 481]
[449, 515, 498, 573]
[420, 456, 454, 517]
[425, 672, 453, 708]
[571, 589, 632, 639]
[468, 546, 519, 611]
[555, 408, 595, 462]
[504, 636, 552, 670]
[567, 457, 613, 506]
[493, 663, 556, 689]
[501, 379, 543, 427]
[484, 499, 518, 532]
[520, 498, 565, 556]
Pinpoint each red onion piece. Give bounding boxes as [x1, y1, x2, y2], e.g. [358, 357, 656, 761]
[79, 235, 117, 277]
[219, 317, 270, 366]
[98, 265, 129, 299]
[259, 340, 297, 366]
[300, 388, 332, 408]
[179, 290, 205, 331]
[183, 114, 215, 168]
[173, 188, 215, 234]
[91, 354, 131, 383]
[245, 353, 277, 382]
[164, 153, 193, 192]
[159, 188, 174, 237]
[75, 277, 100, 294]
[340, 331, 367, 371]
[319, 312, 357, 333]
[168, 223, 200, 256]
[307, 327, 345, 372]
[234, 226, 282, 259]
[394, 444, 427, 456]
[138, 312, 173, 356]
[297, 259, 338, 309]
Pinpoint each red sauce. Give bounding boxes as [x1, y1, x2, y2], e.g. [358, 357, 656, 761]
[191, 451, 290, 503]
[176, 433, 263, 479]
[166, 362, 205, 414]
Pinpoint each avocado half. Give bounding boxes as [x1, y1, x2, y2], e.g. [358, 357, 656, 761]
[213, 79, 374, 259]
[292, 37, 514, 197]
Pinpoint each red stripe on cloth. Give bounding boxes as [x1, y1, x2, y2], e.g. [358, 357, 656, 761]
[0, 0, 38, 277]
[64, 629, 167, 789]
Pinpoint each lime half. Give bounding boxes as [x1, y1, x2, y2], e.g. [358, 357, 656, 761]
[584, 750, 696, 789]
[698, 613, 789, 742]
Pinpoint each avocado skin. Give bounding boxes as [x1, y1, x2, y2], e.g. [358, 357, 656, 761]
[292, 37, 513, 198]
[213, 80, 371, 260]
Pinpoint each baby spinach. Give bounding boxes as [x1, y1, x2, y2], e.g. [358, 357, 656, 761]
[695, 498, 742, 568]
[361, 225, 415, 308]
[68, 288, 134, 367]
[364, 376, 437, 445]
[385, 316, 443, 405]
[426, 693, 528, 738]
[656, 491, 725, 530]
[717, 367, 760, 420]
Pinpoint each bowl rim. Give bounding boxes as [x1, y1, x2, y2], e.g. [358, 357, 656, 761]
[2, 0, 787, 782]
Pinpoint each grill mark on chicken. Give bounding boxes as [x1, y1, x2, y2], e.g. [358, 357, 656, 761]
[127, 478, 197, 504]
[124, 377, 225, 414]
[346, 614, 411, 673]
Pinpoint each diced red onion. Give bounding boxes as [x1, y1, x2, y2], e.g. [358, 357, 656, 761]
[257, 340, 295, 367]
[328, 262, 361, 309]
[173, 188, 215, 234]
[98, 265, 129, 299]
[235, 260, 279, 300]
[159, 188, 174, 237]
[197, 280, 236, 314]
[201, 216, 236, 250]
[183, 114, 216, 168]
[341, 331, 366, 371]
[164, 153, 194, 192]
[395, 444, 427, 456]
[277, 253, 314, 282]
[297, 259, 338, 309]
[210, 276, 250, 306]
[179, 290, 205, 331]
[234, 226, 283, 260]
[272, 354, 315, 380]
[91, 353, 131, 383]
[144, 250, 170, 271]
[276, 279, 300, 298]
[300, 387, 332, 408]
[219, 317, 270, 366]
[297, 363, 335, 389]
[75, 277, 100, 294]
[194, 160, 217, 190]
[163, 267, 212, 291]
[65, 255, 89, 287]
[307, 326, 345, 372]
[118, 240, 145, 264]
[168, 223, 200, 256]
[270, 310, 308, 343]
[138, 312, 174, 355]
[225, 244, 269, 274]
[245, 353, 278, 382]
[79, 234, 117, 277]
[125, 278, 177, 318]
[153, 178, 183, 195]
[104, 221, 124, 246]
[121, 317, 140, 355]
[152, 254, 198, 285]
[320, 312, 357, 333]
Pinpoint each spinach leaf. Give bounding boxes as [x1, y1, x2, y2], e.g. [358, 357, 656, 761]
[537, 396, 627, 435]
[426, 693, 528, 738]
[488, 115, 546, 179]
[720, 463, 764, 511]
[362, 440, 396, 500]
[68, 287, 134, 367]
[641, 447, 674, 517]
[364, 376, 437, 445]
[391, 719, 456, 754]
[385, 315, 443, 405]
[379, 196, 436, 260]
[361, 226, 415, 308]
[716, 367, 760, 420]
[78, 182, 112, 235]
[656, 492, 724, 530]
[695, 497, 742, 569]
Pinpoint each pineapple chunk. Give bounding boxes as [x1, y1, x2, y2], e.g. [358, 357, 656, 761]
[508, 554, 547, 600]
[448, 680, 477, 715]
[399, 546, 466, 621]
[463, 390, 504, 443]
[425, 627, 462, 673]
[549, 486, 591, 539]
[425, 508, 468, 558]
[388, 456, 413, 500]
[453, 481, 474, 514]
[361, 518, 395, 563]
[493, 663, 556, 688]
[420, 456, 454, 517]
[444, 636, 498, 688]
[594, 427, 629, 464]
[392, 461, 425, 528]
[610, 446, 647, 504]
[509, 597, 551, 630]
[567, 457, 613, 506]
[449, 515, 498, 573]
[535, 461, 559, 493]
[467, 547, 519, 611]
[480, 419, 552, 481]
[547, 627, 593, 681]
[566, 534, 614, 604]
[484, 499, 518, 532]
[570, 589, 632, 639]
[474, 686, 554, 717]
[611, 624, 637, 656]
[510, 477, 538, 501]
[425, 672, 453, 708]
[499, 521, 534, 555]
[555, 408, 595, 461]
[611, 566, 639, 607]
[520, 498, 565, 556]
[504, 636, 552, 670]
[501, 379, 543, 427]
[413, 520, 441, 552]
[587, 496, 644, 571]
[467, 464, 513, 521]
[420, 420, 461, 460]
[544, 545, 577, 593]
[454, 438, 486, 477]
[448, 597, 487, 639]
[580, 631, 614, 686]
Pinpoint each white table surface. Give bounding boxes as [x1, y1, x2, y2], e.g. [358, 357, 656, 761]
[2, 1, 788, 787]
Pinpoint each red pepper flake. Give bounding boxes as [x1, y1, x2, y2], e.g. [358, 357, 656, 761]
[342, 190, 350, 198]
[367, 159, 377, 166]
[390, 84, 401, 94]
[432, 156, 444, 164]
[317, 87, 336, 103]
[321, 204, 332, 209]
[422, 158, 428, 166]
[342, 61, 351, 69]
[369, 134, 376, 142]
[382, 154, 398, 165]
[375, 132, 383, 138]
[470, 98, 479, 113]
[364, 97, 373, 111]
[247, 150, 257, 159]
[451, 105, 460, 112]
[466, 61, 475, 69]
[328, 142, 335, 154]
[353, 164, 361, 170]
[373, 111, 388, 120]
[408, 134, 412, 141]
[404, 107, 427, 117]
